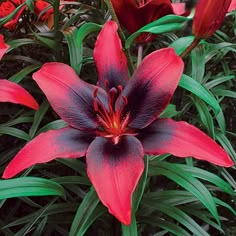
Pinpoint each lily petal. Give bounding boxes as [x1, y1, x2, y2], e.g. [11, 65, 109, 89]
[193, 0, 231, 39]
[33, 62, 107, 130]
[120, 48, 184, 129]
[138, 118, 234, 167]
[0, 79, 39, 110]
[2, 127, 95, 179]
[94, 21, 129, 91]
[0, 34, 9, 60]
[86, 136, 144, 225]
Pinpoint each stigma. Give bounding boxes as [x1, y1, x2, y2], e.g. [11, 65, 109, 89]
[93, 86, 134, 144]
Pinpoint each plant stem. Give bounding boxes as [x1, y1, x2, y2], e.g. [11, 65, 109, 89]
[105, 0, 134, 74]
[53, 0, 61, 61]
[180, 38, 201, 58]
[53, 0, 60, 32]
[137, 44, 143, 67]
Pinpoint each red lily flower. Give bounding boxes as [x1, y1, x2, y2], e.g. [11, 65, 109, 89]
[192, 0, 232, 39]
[0, 34, 10, 60]
[34, 0, 54, 21]
[0, 0, 26, 30]
[2, 21, 233, 225]
[111, 0, 174, 43]
[0, 79, 39, 109]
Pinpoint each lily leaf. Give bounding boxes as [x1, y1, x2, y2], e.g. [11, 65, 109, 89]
[179, 74, 221, 115]
[62, 23, 102, 74]
[125, 15, 189, 48]
[0, 177, 65, 199]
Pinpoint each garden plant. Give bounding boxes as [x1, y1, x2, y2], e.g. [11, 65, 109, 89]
[0, 0, 236, 235]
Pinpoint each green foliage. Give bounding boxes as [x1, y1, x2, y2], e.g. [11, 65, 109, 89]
[0, 0, 235, 235]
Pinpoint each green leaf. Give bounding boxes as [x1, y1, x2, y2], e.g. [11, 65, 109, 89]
[121, 213, 138, 236]
[0, 177, 65, 199]
[149, 161, 220, 225]
[125, 15, 189, 48]
[36, 119, 67, 135]
[215, 131, 236, 163]
[14, 198, 57, 236]
[0, 127, 30, 141]
[160, 104, 180, 118]
[0, 3, 26, 27]
[191, 97, 215, 138]
[25, 0, 35, 11]
[144, 203, 210, 236]
[31, 32, 58, 50]
[214, 197, 236, 216]
[62, 23, 102, 74]
[121, 157, 149, 236]
[7, 39, 40, 52]
[212, 88, 236, 98]
[169, 36, 195, 55]
[9, 65, 41, 83]
[191, 43, 207, 82]
[179, 74, 221, 115]
[52, 176, 90, 186]
[154, 218, 191, 236]
[29, 100, 50, 138]
[143, 190, 198, 206]
[69, 187, 101, 236]
[132, 156, 148, 212]
[205, 75, 235, 90]
[176, 165, 234, 195]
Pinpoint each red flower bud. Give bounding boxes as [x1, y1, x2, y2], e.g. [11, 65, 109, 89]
[111, 0, 174, 43]
[192, 0, 232, 39]
[34, 0, 54, 21]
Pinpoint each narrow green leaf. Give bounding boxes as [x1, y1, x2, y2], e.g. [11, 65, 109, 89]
[62, 23, 102, 74]
[191, 43, 207, 82]
[169, 36, 195, 55]
[132, 156, 148, 212]
[205, 75, 235, 90]
[7, 39, 40, 52]
[191, 97, 215, 138]
[31, 32, 58, 50]
[31, 217, 48, 236]
[36, 119, 67, 135]
[176, 165, 234, 195]
[145, 203, 210, 236]
[125, 15, 189, 48]
[159, 104, 179, 118]
[14, 198, 57, 236]
[149, 161, 220, 225]
[180, 206, 224, 233]
[215, 131, 236, 163]
[0, 127, 30, 141]
[121, 213, 138, 236]
[9, 65, 41, 83]
[29, 100, 50, 138]
[0, 177, 65, 199]
[179, 74, 221, 115]
[143, 217, 191, 236]
[52, 176, 90, 186]
[69, 187, 100, 236]
[214, 197, 236, 216]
